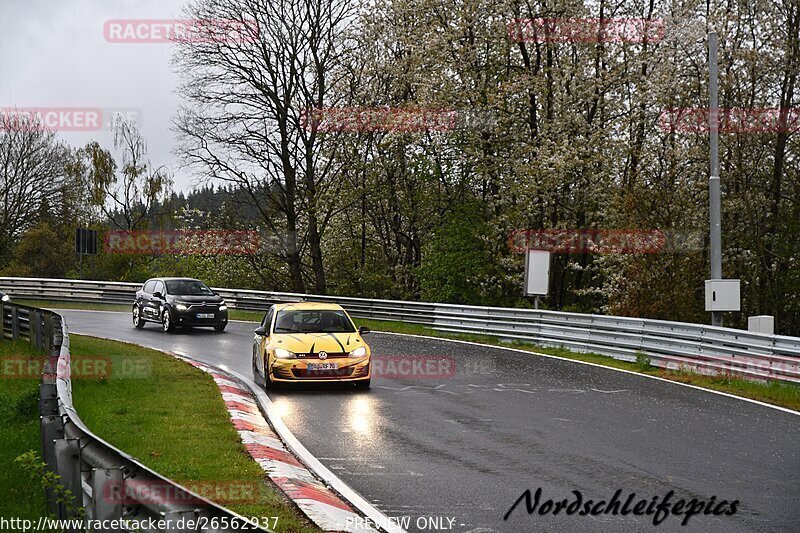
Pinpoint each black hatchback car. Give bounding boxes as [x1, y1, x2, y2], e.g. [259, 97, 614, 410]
[132, 277, 228, 332]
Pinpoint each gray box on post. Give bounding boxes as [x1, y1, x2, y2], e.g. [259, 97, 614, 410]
[704, 279, 741, 312]
[748, 315, 774, 335]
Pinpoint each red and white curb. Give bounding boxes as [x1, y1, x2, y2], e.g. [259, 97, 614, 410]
[182, 358, 379, 532]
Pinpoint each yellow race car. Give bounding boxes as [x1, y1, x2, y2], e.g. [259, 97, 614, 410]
[252, 302, 371, 388]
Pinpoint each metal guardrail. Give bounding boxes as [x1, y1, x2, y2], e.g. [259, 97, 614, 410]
[1, 277, 798, 383]
[0, 301, 268, 532]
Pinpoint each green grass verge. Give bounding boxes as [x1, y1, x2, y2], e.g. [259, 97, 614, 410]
[0, 340, 48, 519]
[16, 298, 800, 411]
[69, 335, 320, 532]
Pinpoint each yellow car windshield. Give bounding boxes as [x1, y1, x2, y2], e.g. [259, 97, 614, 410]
[274, 309, 356, 333]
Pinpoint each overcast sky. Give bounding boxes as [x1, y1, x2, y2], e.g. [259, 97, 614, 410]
[0, 0, 202, 192]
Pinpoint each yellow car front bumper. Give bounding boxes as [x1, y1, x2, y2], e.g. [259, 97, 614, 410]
[269, 356, 371, 382]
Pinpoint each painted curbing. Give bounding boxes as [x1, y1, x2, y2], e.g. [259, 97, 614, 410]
[173, 353, 405, 533]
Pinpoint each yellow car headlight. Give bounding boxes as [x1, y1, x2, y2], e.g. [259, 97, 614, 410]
[274, 348, 296, 359]
[349, 346, 367, 358]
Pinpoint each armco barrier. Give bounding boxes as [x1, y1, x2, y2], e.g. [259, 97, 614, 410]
[0, 301, 268, 532]
[1, 277, 798, 383]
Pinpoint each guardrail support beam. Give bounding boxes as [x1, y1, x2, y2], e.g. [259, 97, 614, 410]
[10, 306, 19, 340]
[91, 468, 124, 526]
[43, 313, 55, 351]
[39, 383, 58, 417]
[53, 438, 83, 521]
[40, 414, 65, 516]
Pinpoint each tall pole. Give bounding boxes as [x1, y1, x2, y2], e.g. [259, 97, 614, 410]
[708, 32, 723, 327]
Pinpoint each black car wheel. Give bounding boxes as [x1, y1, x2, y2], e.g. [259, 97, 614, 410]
[356, 378, 371, 389]
[132, 305, 145, 329]
[214, 324, 226, 332]
[162, 309, 175, 332]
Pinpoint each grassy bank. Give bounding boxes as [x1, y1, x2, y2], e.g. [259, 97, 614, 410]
[16, 298, 800, 411]
[0, 340, 48, 518]
[0, 328, 323, 530]
[69, 335, 319, 532]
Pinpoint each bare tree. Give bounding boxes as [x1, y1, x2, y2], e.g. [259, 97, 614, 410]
[174, 0, 356, 293]
[68, 115, 172, 230]
[0, 113, 71, 264]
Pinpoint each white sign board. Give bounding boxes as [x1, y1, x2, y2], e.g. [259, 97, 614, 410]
[524, 250, 550, 296]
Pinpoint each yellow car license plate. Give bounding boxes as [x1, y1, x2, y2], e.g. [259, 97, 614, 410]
[308, 363, 339, 370]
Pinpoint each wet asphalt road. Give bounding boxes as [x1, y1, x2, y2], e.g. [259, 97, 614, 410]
[59, 309, 799, 533]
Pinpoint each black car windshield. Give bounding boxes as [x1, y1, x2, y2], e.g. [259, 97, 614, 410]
[165, 280, 214, 296]
[274, 309, 355, 333]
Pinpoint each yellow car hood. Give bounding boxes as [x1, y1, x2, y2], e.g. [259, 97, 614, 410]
[271, 331, 365, 355]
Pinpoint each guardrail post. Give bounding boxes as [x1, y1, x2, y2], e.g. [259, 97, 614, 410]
[40, 415, 65, 516]
[39, 383, 58, 417]
[43, 313, 54, 351]
[0, 302, 5, 340]
[29, 310, 37, 349]
[53, 438, 83, 520]
[10, 306, 19, 340]
[90, 468, 124, 525]
[29, 310, 42, 351]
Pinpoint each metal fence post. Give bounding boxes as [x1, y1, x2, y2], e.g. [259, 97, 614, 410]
[0, 302, 5, 340]
[10, 305, 19, 340]
[43, 313, 54, 351]
[90, 468, 124, 526]
[40, 415, 65, 516]
[29, 310, 41, 350]
[39, 383, 58, 417]
[53, 438, 83, 520]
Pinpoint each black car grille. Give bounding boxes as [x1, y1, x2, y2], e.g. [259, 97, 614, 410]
[180, 304, 220, 312]
[297, 352, 349, 359]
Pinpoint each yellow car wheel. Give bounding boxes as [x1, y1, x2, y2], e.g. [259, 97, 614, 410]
[252, 349, 265, 388]
[263, 355, 274, 389]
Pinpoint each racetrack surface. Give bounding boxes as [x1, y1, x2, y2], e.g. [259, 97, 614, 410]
[59, 309, 799, 533]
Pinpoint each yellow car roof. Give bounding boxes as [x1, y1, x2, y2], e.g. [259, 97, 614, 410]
[273, 302, 345, 311]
